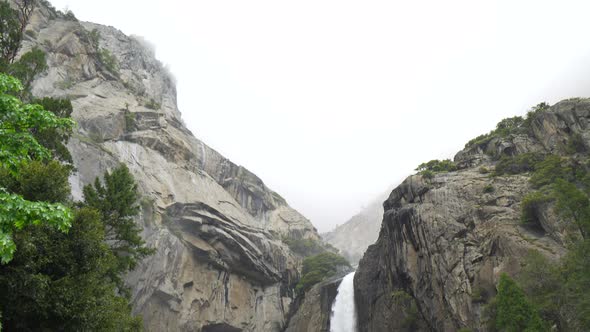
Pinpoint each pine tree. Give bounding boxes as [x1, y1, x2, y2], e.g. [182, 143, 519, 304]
[82, 165, 154, 284]
[496, 273, 548, 332]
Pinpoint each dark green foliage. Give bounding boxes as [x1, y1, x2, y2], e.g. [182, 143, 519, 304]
[483, 184, 495, 193]
[560, 240, 590, 330]
[415, 159, 457, 174]
[0, 208, 142, 331]
[30, 97, 74, 163]
[566, 133, 586, 154]
[391, 290, 419, 329]
[529, 155, 571, 188]
[82, 165, 154, 282]
[0, 2, 22, 68]
[295, 252, 350, 293]
[0, 74, 74, 263]
[483, 297, 499, 331]
[553, 179, 590, 238]
[466, 133, 494, 149]
[495, 274, 548, 332]
[283, 237, 326, 256]
[0, 120, 141, 329]
[0, 160, 71, 203]
[518, 251, 562, 327]
[513, 150, 590, 330]
[493, 116, 527, 137]
[518, 243, 590, 331]
[493, 152, 544, 176]
[0, 0, 36, 71]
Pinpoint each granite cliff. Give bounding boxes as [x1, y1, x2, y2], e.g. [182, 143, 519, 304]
[22, 3, 320, 331]
[355, 100, 590, 331]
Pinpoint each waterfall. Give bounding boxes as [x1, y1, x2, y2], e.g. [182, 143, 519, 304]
[330, 271, 357, 332]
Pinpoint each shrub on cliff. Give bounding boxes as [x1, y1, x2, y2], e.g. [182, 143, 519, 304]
[529, 155, 571, 189]
[295, 252, 350, 293]
[493, 152, 544, 176]
[415, 159, 457, 175]
[465, 102, 549, 150]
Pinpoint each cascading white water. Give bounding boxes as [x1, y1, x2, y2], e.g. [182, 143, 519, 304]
[330, 271, 357, 332]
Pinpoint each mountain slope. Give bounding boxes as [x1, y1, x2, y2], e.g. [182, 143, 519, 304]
[354, 101, 589, 331]
[23, 3, 319, 331]
[322, 190, 391, 265]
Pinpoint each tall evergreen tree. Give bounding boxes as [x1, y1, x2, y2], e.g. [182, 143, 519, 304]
[82, 165, 153, 286]
[496, 273, 548, 332]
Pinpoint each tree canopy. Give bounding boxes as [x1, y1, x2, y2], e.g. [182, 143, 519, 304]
[82, 164, 154, 288]
[0, 73, 73, 263]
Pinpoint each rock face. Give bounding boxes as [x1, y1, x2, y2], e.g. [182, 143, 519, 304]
[355, 100, 590, 331]
[283, 277, 342, 332]
[322, 190, 390, 266]
[22, 3, 319, 331]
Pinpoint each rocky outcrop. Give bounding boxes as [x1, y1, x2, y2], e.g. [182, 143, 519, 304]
[284, 276, 343, 332]
[322, 190, 390, 266]
[283, 280, 339, 332]
[355, 100, 590, 331]
[22, 3, 319, 331]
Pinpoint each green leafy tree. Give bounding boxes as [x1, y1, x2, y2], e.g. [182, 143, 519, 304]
[0, 208, 142, 331]
[0, 74, 73, 263]
[82, 165, 153, 283]
[495, 273, 548, 332]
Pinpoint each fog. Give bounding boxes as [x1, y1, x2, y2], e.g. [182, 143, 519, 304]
[50, 0, 590, 232]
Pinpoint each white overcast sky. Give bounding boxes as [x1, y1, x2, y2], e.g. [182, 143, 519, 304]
[50, 0, 590, 232]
